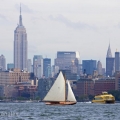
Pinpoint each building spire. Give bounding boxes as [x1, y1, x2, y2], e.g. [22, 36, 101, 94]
[20, 3, 21, 15]
[106, 43, 112, 58]
[19, 3, 23, 26]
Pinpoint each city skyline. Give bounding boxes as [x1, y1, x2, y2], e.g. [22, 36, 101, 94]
[1, 1, 120, 67]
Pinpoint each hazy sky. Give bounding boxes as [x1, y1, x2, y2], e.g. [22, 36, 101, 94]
[0, 0, 120, 67]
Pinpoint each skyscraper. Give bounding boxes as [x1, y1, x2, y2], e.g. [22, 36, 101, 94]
[43, 58, 51, 78]
[97, 61, 102, 75]
[106, 44, 114, 77]
[106, 43, 112, 58]
[14, 5, 27, 71]
[55, 51, 80, 71]
[0, 55, 6, 71]
[33, 55, 43, 79]
[27, 59, 32, 73]
[115, 51, 120, 71]
[7, 63, 14, 70]
[82, 60, 97, 75]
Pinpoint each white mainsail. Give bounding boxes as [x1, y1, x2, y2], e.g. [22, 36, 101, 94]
[67, 80, 76, 102]
[43, 71, 65, 102]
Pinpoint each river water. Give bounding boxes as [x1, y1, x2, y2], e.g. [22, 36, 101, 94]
[0, 102, 120, 120]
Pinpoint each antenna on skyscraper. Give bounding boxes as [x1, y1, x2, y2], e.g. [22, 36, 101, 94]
[20, 3, 21, 15]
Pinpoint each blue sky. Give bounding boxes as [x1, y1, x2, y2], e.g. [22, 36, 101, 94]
[0, 0, 120, 67]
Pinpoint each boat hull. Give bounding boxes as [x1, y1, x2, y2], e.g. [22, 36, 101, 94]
[92, 100, 115, 104]
[45, 101, 77, 105]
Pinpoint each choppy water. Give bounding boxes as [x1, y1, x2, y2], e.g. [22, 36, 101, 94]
[0, 102, 120, 120]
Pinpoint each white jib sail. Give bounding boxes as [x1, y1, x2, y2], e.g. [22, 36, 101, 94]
[67, 80, 77, 102]
[43, 71, 65, 102]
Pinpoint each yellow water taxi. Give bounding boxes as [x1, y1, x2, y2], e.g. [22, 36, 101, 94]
[92, 91, 115, 104]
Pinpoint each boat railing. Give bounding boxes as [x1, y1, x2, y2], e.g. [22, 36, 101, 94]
[102, 92, 108, 95]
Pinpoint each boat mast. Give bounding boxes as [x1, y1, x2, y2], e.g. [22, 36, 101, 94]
[63, 72, 66, 102]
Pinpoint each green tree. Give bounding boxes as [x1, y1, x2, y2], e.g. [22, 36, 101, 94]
[108, 90, 120, 101]
[35, 96, 40, 100]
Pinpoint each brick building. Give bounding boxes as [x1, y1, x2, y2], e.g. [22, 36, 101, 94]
[0, 68, 33, 85]
[74, 78, 115, 97]
[115, 71, 120, 90]
[94, 79, 115, 95]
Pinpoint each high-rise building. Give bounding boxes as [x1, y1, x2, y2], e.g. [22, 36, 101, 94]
[55, 51, 80, 74]
[106, 58, 114, 77]
[79, 64, 83, 75]
[14, 5, 27, 71]
[43, 58, 51, 78]
[106, 44, 114, 77]
[97, 61, 102, 75]
[102, 68, 106, 76]
[82, 60, 97, 75]
[52, 65, 59, 77]
[7, 63, 14, 70]
[27, 59, 32, 73]
[0, 55, 6, 71]
[71, 58, 80, 74]
[115, 51, 120, 71]
[61, 70, 78, 80]
[33, 55, 43, 79]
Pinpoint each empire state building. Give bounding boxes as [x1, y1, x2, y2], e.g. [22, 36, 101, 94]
[14, 6, 27, 71]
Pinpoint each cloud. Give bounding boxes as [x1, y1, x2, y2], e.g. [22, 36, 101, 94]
[15, 3, 33, 14]
[49, 14, 96, 30]
[31, 16, 46, 23]
[0, 14, 11, 26]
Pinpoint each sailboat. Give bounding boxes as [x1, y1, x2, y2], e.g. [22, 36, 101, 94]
[43, 71, 77, 105]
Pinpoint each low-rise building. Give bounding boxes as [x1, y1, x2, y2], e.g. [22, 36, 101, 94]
[0, 85, 18, 98]
[115, 71, 120, 90]
[0, 68, 33, 85]
[15, 82, 37, 99]
[94, 78, 115, 95]
[74, 79, 94, 97]
[74, 78, 115, 97]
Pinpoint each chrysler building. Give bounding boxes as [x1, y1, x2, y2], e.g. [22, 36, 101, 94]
[14, 5, 28, 71]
